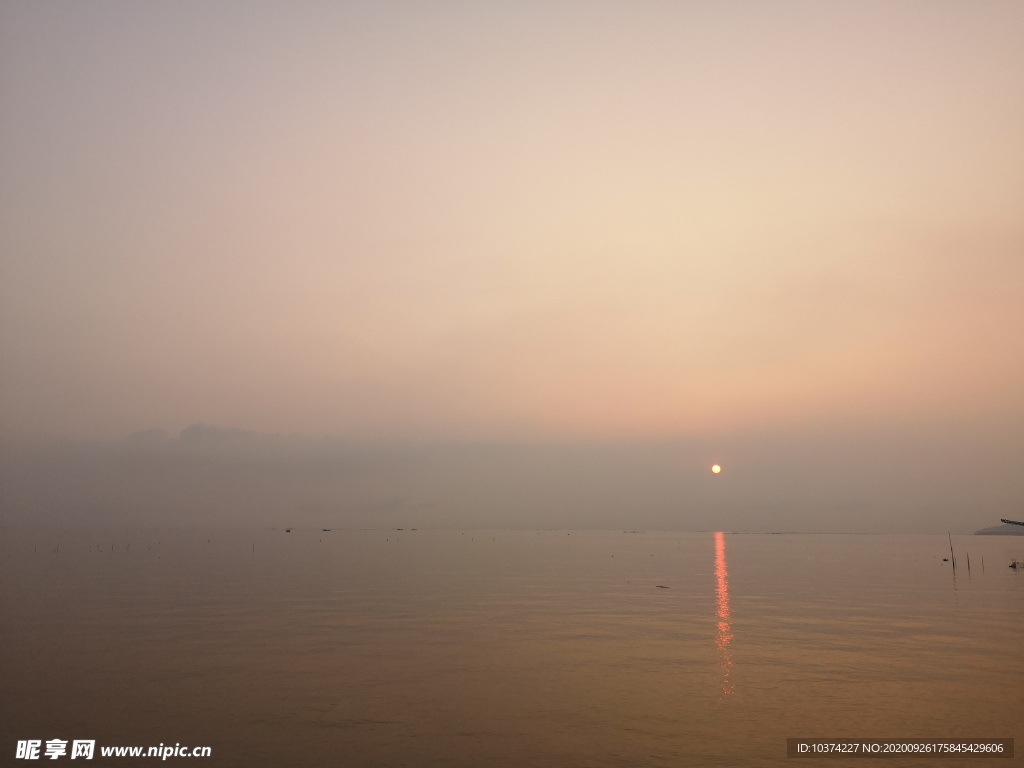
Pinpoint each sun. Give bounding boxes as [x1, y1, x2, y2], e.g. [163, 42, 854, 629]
[711, 464, 721, 474]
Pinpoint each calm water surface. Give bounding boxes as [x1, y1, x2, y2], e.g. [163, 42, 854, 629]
[2, 529, 1022, 767]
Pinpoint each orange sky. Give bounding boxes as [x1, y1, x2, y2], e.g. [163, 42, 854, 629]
[1, 1, 1022, 440]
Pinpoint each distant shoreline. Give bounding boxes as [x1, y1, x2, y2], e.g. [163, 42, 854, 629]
[974, 523, 1024, 536]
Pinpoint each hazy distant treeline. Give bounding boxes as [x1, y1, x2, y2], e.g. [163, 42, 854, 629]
[0, 424, 1020, 532]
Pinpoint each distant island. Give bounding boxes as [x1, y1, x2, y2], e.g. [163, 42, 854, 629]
[974, 522, 1024, 536]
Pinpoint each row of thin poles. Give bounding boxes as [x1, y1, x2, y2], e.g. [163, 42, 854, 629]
[948, 532, 983, 573]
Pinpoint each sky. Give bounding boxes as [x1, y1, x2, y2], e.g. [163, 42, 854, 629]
[1, 2, 1022, 530]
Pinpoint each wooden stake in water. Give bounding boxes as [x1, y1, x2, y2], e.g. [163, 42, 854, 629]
[966, 551, 971, 573]
[948, 533, 956, 570]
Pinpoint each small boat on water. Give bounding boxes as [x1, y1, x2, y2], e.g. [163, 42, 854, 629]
[1011, 560, 1022, 570]
[1000, 518, 1024, 526]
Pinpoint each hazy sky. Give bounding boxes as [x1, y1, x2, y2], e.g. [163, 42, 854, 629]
[2, 1, 1023, 446]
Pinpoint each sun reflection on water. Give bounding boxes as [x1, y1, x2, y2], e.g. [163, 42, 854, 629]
[714, 531, 734, 695]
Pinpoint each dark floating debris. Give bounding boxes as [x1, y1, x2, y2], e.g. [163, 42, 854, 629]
[322, 529, 331, 532]
[655, 585, 669, 589]
[285, 528, 291, 532]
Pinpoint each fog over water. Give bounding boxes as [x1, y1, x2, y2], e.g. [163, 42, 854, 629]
[2, 422, 1020, 533]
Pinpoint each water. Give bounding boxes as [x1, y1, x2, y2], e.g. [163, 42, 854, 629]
[2, 529, 1021, 766]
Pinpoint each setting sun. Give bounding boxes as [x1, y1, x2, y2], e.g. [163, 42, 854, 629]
[712, 465, 722, 474]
